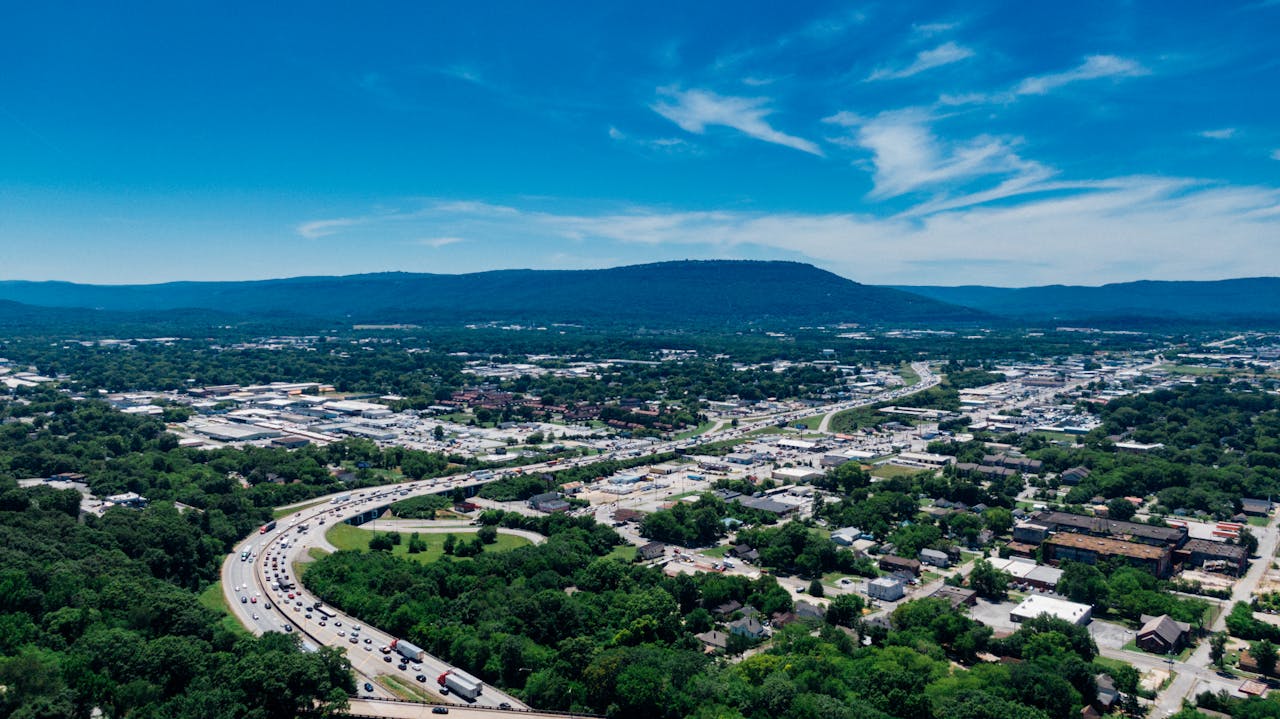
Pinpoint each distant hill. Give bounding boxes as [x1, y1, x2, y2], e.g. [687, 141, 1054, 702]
[0, 261, 983, 326]
[893, 278, 1280, 322]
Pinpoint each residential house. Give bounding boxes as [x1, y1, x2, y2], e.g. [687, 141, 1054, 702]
[1136, 614, 1190, 654]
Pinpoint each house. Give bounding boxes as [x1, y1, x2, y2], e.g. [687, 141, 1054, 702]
[730, 544, 760, 563]
[713, 600, 743, 617]
[794, 601, 826, 621]
[1094, 674, 1121, 712]
[878, 555, 921, 576]
[831, 527, 864, 546]
[919, 548, 951, 568]
[637, 542, 667, 561]
[1060, 467, 1091, 485]
[695, 630, 730, 653]
[1242, 498, 1274, 517]
[1136, 614, 1190, 654]
[728, 616, 767, 639]
[868, 576, 906, 601]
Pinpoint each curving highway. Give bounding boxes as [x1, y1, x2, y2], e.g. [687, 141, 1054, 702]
[220, 362, 940, 717]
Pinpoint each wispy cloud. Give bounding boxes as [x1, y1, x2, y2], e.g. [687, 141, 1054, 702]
[1200, 128, 1237, 140]
[1015, 55, 1149, 95]
[1272, 149, 1280, 161]
[867, 42, 975, 81]
[651, 87, 823, 156]
[913, 22, 957, 37]
[417, 236, 465, 248]
[608, 125, 695, 152]
[298, 218, 363, 239]
[293, 178, 1280, 285]
[825, 109, 1049, 199]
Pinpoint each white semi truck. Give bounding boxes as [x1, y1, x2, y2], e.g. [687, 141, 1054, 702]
[437, 669, 483, 701]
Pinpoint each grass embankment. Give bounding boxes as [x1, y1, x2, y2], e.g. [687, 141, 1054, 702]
[605, 545, 638, 562]
[324, 523, 532, 563]
[198, 581, 253, 638]
[376, 675, 441, 702]
[273, 498, 331, 520]
[900, 363, 921, 387]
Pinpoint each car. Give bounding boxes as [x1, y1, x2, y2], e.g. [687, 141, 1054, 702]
[250, 597, 257, 604]
[364, 645, 372, 651]
[440, 686, 449, 695]
[415, 674, 427, 683]
[364, 638, 372, 644]
[383, 655, 393, 663]
[349, 637, 358, 644]
[283, 624, 293, 632]
[264, 602, 272, 609]
[499, 703, 511, 709]
[364, 682, 373, 692]
[353, 624, 362, 631]
[337, 630, 345, 637]
[251, 613, 259, 620]
[380, 646, 391, 654]
[333, 620, 342, 627]
[287, 593, 295, 599]
[412, 664, 422, 672]
[433, 704, 449, 713]
[240, 596, 248, 604]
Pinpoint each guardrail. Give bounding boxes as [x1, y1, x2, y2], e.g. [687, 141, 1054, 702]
[345, 695, 603, 718]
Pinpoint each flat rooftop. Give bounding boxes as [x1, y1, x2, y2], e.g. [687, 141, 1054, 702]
[1045, 532, 1168, 560]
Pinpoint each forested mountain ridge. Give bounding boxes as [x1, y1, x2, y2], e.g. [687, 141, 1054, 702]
[894, 277, 1280, 321]
[0, 261, 983, 326]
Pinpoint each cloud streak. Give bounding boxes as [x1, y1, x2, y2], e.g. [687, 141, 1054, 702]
[651, 87, 823, 156]
[1015, 55, 1149, 95]
[867, 42, 975, 81]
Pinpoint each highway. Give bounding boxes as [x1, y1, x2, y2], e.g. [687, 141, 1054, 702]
[220, 361, 941, 717]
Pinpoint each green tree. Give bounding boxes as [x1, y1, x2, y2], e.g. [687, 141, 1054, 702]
[442, 533, 457, 555]
[968, 559, 1009, 600]
[808, 579, 825, 597]
[368, 533, 394, 552]
[478, 525, 499, 544]
[1210, 632, 1228, 668]
[1252, 639, 1278, 675]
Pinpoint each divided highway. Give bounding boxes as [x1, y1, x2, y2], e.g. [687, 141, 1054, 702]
[220, 362, 938, 717]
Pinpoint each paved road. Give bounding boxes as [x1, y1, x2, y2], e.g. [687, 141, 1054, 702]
[346, 697, 598, 718]
[217, 360, 958, 719]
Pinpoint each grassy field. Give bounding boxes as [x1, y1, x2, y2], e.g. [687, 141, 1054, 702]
[870, 463, 930, 479]
[605, 544, 638, 562]
[900, 362, 921, 387]
[702, 545, 731, 558]
[273, 498, 331, 520]
[198, 581, 253, 638]
[792, 413, 827, 430]
[1249, 515, 1271, 527]
[324, 523, 531, 563]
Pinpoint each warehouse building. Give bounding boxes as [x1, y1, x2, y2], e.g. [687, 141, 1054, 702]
[1010, 595, 1092, 626]
[1043, 532, 1173, 578]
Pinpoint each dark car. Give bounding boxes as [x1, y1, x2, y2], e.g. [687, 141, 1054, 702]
[364, 682, 373, 692]
[415, 674, 427, 683]
[432, 709, 448, 715]
[383, 655, 392, 663]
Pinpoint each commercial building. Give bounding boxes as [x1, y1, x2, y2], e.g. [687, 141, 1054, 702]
[1010, 595, 1092, 626]
[919, 548, 951, 568]
[1033, 511, 1187, 548]
[986, 557, 1063, 591]
[1177, 538, 1248, 576]
[1043, 532, 1173, 578]
[929, 585, 977, 608]
[868, 577, 906, 601]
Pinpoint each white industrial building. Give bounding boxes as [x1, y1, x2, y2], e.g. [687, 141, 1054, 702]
[1010, 595, 1092, 626]
[868, 577, 906, 601]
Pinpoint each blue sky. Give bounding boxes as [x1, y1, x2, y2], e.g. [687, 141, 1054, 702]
[2, 1, 1278, 286]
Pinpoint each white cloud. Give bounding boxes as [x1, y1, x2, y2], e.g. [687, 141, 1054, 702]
[295, 180, 1280, 285]
[913, 22, 957, 36]
[651, 87, 823, 156]
[1200, 128, 1237, 140]
[867, 42, 975, 81]
[1271, 149, 1280, 161]
[1015, 55, 1149, 95]
[824, 109, 1050, 199]
[417, 237, 465, 248]
[297, 217, 362, 239]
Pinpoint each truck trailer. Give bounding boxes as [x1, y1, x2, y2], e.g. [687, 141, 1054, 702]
[437, 670, 483, 701]
[390, 638, 425, 662]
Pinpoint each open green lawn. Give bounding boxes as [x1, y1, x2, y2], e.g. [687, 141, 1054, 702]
[605, 544, 638, 562]
[1249, 515, 1271, 527]
[324, 523, 531, 563]
[198, 581, 253, 638]
[273, 498, 331, 520]
[702, 545, 731, 558]
[871, 463, 931, 479]
[1122, 639, 1194, 662]
[792, 413, 827, 430]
